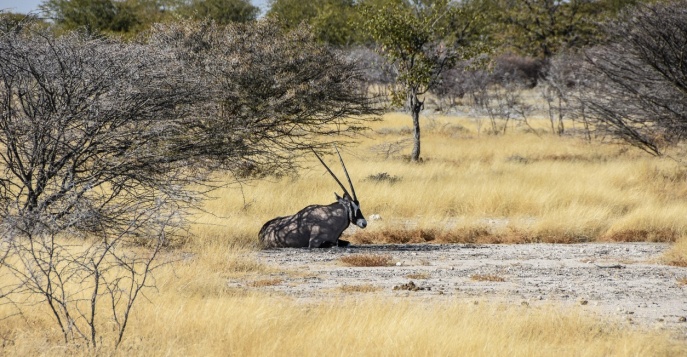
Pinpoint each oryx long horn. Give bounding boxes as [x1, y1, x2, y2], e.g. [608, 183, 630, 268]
[312, 148, 351, 198]
[334, 145, 357, 201]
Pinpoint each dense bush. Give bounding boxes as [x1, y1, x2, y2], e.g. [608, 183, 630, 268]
[580, 0, 687, 155]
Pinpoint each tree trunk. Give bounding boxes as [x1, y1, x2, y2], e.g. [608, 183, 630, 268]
[410, 92, 423, 162]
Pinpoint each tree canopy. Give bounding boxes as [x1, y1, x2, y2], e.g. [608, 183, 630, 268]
[39, 0, 259, 35]
[267, 0, 360, 46]
[179, 0, 260, 24]
[492, 0, 642, 58]
[30, 0, 650, 55]
[40, 0, 140, 34]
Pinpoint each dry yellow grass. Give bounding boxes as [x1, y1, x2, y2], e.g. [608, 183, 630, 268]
[339, 253, 394, 267]
[3, 295, 685, 356]
[4, 113, 687, 355]
[405, 272, 431, 279]
[195, 113, 687, 248]
[2, 231, 686, 356]
[471, 274, 507, 282]
[337, 284, 381, 293]
[662, 238, 687, 267]
[126, 298, 687, 356]
[248, 278, 283, 287]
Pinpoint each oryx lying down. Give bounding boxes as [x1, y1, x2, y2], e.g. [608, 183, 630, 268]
[259, 148, 367, 248]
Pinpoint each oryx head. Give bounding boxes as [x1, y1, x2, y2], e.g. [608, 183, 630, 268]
[313, 147, 367, 229]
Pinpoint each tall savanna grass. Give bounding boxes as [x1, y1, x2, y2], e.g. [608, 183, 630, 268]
[3, 292, 684, 356]
[4, 113, 687, 355]
[195, 113, 687, 247]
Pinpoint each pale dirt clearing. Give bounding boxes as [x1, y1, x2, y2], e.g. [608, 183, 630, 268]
[236, 243, 687, 337]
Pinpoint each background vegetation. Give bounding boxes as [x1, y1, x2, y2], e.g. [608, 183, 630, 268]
[2, 0, 687, 354]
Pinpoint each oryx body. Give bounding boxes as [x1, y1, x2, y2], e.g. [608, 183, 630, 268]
[258, 148, 367, 248]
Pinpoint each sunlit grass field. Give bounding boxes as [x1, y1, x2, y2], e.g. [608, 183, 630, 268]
[3, 113, 687, 355]
[194, 113, 687, 253]
[6, 292, 687, 357]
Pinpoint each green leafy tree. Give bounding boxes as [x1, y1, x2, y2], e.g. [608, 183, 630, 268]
[310, 0, 359, 45]
[128, 0, 186, 29]
[41, 0, 258, 35]
[267, 0, 317, 28]
[0, 11, 48, 33]
[361, 0, 487, 161]
[444, 0, 497, 47]
[493, 0, 640, 58]
[179, 0, 260, 24]
[267, 0, 359, 46]
[40, 0, 139, 34]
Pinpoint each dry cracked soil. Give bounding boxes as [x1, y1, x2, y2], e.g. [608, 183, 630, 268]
[237, 242, 687, 336]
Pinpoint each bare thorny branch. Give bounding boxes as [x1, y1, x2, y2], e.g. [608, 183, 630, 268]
[0, 199, 178, 348]
[578, 1, 687, 156]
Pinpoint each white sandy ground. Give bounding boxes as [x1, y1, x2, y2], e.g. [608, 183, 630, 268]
[234, 243, 687, 337]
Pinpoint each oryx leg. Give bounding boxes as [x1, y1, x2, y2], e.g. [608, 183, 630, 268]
[308, 225, 343, 249]
[309, 237, 347, 248]
[308, 237, 333, 248]
[308, 226, 329, 249]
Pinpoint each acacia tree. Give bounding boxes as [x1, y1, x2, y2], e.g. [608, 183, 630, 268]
[0, 19, 377, 348]
[0, 29, 209, 237]
[146, 19, 379, 175]
[492, 0, 647, 59]
[267, 0, 361, 46]
[0, 18, 377, 238]
[179, 0, 260, 24]
[40, 0, 140, 34]
[494, 0, 605, 58]
[580, 0, 687, 156]
[361, 0, 486, 161]
[0, 24, 205, 349]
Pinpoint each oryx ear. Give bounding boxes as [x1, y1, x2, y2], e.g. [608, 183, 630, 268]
[335, 192, 342, 200]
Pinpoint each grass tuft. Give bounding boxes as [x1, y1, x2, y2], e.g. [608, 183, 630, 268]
[248, 278, 283, 287]
[338, 284, 381, 293]
[349, 226, 599, 245]
[366, 172, 402, 184]
[603, 229, 679, 243]
[406, 273, 431, 279]
[471, 274, 506, 282]
[350, 227, 494, 244]
[339, 254, 394, 267]
[663, 237, 687, 267]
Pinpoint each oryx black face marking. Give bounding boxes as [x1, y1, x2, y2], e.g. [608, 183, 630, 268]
[258, 147, 367, 248]
[349, 199, 366, 229]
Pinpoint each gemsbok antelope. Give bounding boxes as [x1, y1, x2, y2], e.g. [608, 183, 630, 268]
[258, 148, 367, 248]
